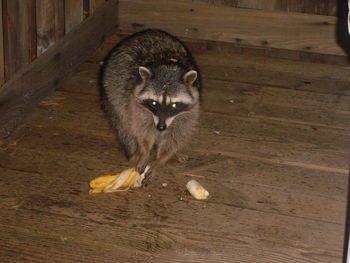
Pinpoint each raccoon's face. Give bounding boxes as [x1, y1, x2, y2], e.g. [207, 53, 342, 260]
[135, 66, 199, 131]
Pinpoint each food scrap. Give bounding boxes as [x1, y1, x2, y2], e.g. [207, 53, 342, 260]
[89, 167, 149, 194]
[186, 179, 209, 200]
[90, 168, 210, 201]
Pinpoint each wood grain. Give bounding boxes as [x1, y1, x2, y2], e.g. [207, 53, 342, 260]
[192, 50, 350, 96]
[190, 0, 337, 16]
[89, 0, 107, 14]
[0, 142, 345, 263]
[0, 31, 347, 263]
[0, 0, 118, 138]
[83, 0, 90, 19]
[0, 141, 346, 262]
[36, 0, 65, 56]
[119, 0, 346, 61]
[2, 0, 37, 81]
[13, 56, 350, 210]
[25, 83, 350, 174]
[0, 0, 4, 87]
[65, 0, 84, 33]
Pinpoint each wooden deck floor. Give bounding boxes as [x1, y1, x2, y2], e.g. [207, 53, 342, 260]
[0, 34, 349, 263]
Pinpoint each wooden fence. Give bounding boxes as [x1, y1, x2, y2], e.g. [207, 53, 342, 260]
[0, 0, 118, 138]
[0, 0, 107, 87]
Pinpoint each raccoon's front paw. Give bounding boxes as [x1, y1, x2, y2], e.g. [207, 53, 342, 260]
[137, 164, 148, 175]
[141, 168, 154, 187]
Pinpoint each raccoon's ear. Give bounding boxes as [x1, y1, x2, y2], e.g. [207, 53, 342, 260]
[183, 70, 197, 86]
[139, 66, 152, 82]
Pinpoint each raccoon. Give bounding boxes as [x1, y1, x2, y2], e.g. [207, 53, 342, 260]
[101, 29, 201, 186]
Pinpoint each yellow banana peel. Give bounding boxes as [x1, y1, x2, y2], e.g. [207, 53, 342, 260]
[89, 167, 146, 194]
[89, 174, 120, 189]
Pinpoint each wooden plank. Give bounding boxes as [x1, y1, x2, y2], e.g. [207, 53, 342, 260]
[28, 84, 349, 166]
[83, 0, 90, 19]
[1, 128, 347, 202]
[190, 0, 277, 10]
[55, 1, 66, 40]
[119, 0, 346, 63]
[89, 0, 107, 14]
[0, 144, 345, 262]
[19, 95, 350, 174]
[0, 0, 5, 87]
[116, 31, 350, 66]
[197, 113, 349, 172]
[0, 142, 345, 262]
[2, 0, 37, 81]
[202, 79, 350, 132]
[236, 0, 276, 10]
[36, 0, 65, 56]
[65, 0, 84, 33]
[0, 0, 119, 138]
[189, 0, 337, 16]
[276, 0, 337, 16]
[0, 200, 343, 263]
[1, 134, 346, 225]
[190, 50, 350, 96]
[0, 222, 134, 263]
[28, 0, 37, 62]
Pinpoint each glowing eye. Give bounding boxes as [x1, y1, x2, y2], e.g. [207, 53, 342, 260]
[171, 103, 177, 108]
[151, 100, 157, 106]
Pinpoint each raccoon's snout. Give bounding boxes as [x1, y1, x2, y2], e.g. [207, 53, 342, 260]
[157, 122, 167, 131]
[156, 117, 167, 131]
[153, 115, 167, 131]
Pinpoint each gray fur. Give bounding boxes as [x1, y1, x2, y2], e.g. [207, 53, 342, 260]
[101, 29, 202, 185]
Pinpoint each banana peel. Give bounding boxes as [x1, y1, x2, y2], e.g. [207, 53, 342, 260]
[89, 167, 148, 194]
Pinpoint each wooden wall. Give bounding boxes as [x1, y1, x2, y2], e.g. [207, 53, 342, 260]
[0, 0, 107, 88]
[0, 0, 118, 138]
[190, 0, 337, 16]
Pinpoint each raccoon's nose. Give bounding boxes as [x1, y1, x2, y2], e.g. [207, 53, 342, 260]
[157, 123, 167, 131]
